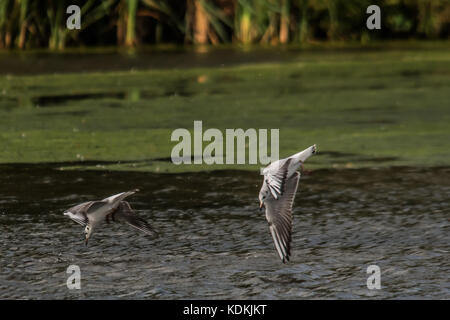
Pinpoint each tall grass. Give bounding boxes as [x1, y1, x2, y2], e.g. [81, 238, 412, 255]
[0, 0, 448, 50]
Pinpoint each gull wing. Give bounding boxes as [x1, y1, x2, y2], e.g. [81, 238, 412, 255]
[264, 172, 300, 263]
[102, 189, 139, 203]
[112, 201, 156, 236]
[64, 200, 110, 225]
[264, 158, 293, 200]
[63, 201, 92, 226]
[85, 201, 109, 214]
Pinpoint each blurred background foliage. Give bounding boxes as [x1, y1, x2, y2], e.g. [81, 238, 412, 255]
[0, 0, 448, 50]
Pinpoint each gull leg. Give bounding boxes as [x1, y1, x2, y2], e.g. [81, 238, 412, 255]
[300, 162, 312, 175]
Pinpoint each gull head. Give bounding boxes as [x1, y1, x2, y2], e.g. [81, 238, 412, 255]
[84, 225, 92, 246]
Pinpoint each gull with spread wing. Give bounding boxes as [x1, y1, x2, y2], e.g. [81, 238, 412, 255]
[63, 189, 156, 245]
[259, 145, 316, 263]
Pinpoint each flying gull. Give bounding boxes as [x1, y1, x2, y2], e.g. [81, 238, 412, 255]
[63, 189, 156, 245]
[259, 144, 316, 263]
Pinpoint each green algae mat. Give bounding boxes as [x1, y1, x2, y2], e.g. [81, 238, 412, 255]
[0, 46, 449, 172]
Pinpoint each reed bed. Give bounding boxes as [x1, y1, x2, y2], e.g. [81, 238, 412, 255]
[0, 0, 448, 50]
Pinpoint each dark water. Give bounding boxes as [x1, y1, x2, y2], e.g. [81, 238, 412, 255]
[0, 46, 425, 76]
[0, 48, 299, 75]
[0, 164, 449, 299]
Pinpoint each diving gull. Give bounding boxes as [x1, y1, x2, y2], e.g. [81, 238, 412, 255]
[259, 144, 316, 263]
[63, 189, 156, 245]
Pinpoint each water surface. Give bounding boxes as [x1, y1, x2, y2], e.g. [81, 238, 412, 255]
[0, 165, 448, 299]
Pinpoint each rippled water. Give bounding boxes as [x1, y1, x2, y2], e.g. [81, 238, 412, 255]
[0, 164, 449, 299]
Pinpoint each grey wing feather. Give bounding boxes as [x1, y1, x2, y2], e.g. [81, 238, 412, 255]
[85, 201, 108, 214]
[265, 158, 292, 200]
[64, 201, 91, 226]
[113, 201, 156, 236]
[265, 172, 300, 263]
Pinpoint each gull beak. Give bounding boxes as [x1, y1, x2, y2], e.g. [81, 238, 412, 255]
[85, 238, 89, 246]
[259, 201, 264, 211]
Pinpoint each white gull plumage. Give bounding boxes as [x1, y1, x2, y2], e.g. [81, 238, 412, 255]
[63, 189, 156, 245]
[259, 145, 316, 263]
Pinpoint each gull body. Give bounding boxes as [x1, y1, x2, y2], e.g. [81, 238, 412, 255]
[63, 189, 155, 245]
[259, 144, 316, 263]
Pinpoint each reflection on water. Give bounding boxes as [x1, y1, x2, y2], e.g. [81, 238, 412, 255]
[0, 165, 449, 299]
